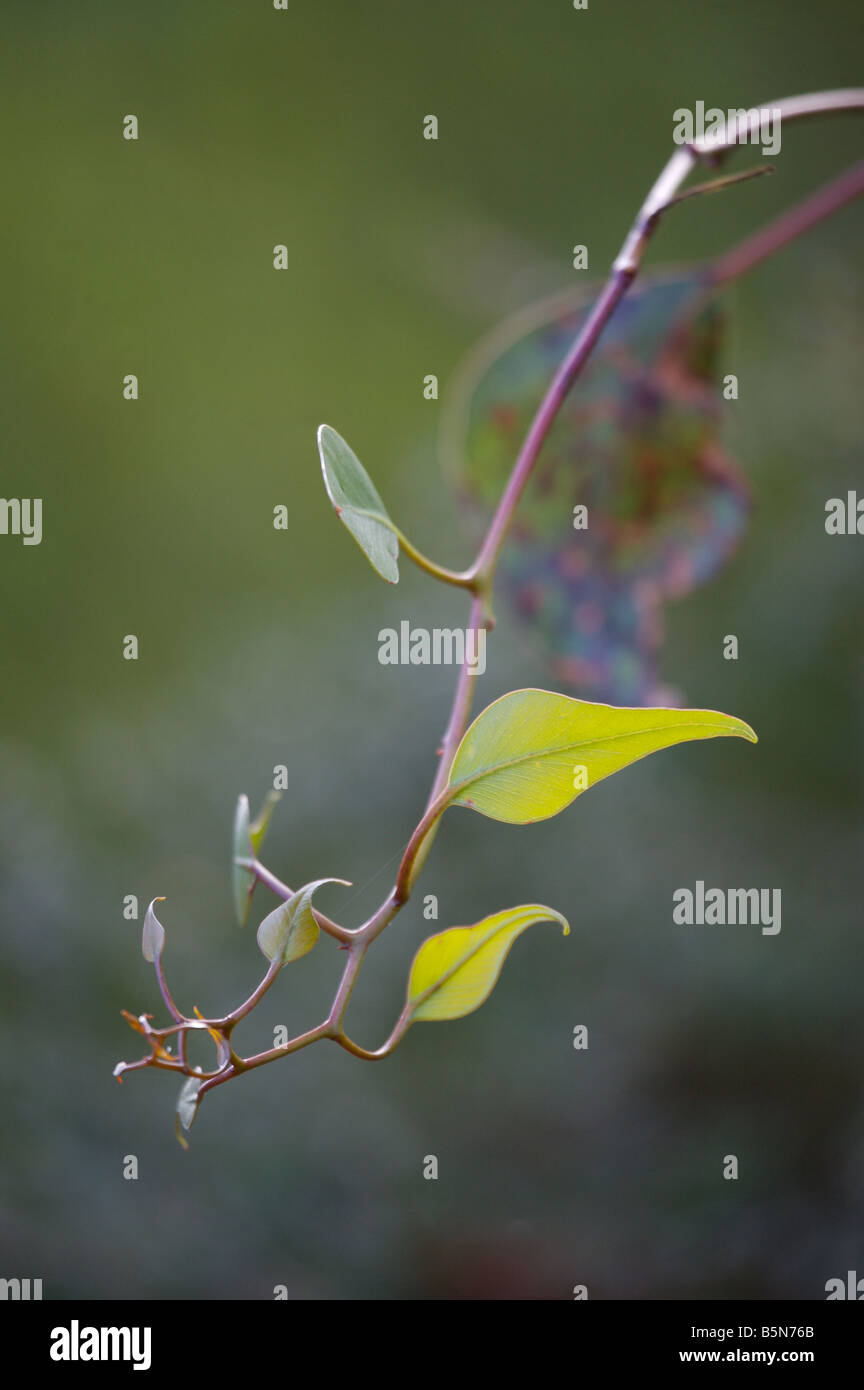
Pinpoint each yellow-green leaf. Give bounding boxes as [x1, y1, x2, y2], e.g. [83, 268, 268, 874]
[446, 688, 757, 824]
[232, 790, 281, 926]
[256, 877, 350, 966]
[250, 789, 281, 853]
[406, 904, 569, 1023]
[317, 424, 399, 583]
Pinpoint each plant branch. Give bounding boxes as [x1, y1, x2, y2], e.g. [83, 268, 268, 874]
[153, 957, 184, 1024]
[393, 788, 453, 904]
[614, 89, 864, 275]
[391, 526, 480, 592]
[222, 958, 282, 1027]
[382, 87, 864, 922]
[356, 87, 864, 953]
[239, 857, 354, 942]
[227, 1021, 333, 1078]
[712, 157, 864, 285]
[473, 269, 637, 582]
[333, 1010, 411, 1061]
[120, 87, 864, 1123]
[690, 88, 864, 156]
[661, 162, 774, 210]
[327, 942, 368, 1024]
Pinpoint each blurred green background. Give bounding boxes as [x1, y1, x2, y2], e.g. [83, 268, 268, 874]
[1, 0, 862, 1300]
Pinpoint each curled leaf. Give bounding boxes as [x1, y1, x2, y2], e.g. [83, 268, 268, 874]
[257, 877, 351, 966]
[121, 1010, 149, 1036]
[141, 897, 166, 963]
[447, 687, 756, 824]
[318, 424, 399, 583]
[406, 904, 569, 1023]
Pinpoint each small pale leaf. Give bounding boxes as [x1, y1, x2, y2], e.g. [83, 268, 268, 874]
[317, 424, 399, 583]
[175, 1073, 203, 1148]
[232, 794, 256, 926]
[407, 904, 569, 1023]
[447, 688, 756, 824]
[141, 897, 166, 963]
[257, 877, 350, 966]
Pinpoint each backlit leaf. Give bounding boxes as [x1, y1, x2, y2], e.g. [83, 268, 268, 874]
[318, 424, 399, 583]
[406, 904, 569, 1023]
[257, 877, 350, 966]
[446, 687, 756, 824]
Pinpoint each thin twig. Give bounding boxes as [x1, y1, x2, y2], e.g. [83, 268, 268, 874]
[243, 858, 353, 942]
[660, 163, 774, 211]
[154, 957, 184, 1024]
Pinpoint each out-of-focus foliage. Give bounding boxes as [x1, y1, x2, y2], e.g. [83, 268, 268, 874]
[445, 273, 749, 704]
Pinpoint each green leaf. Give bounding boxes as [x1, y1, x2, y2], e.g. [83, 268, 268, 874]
[256, 877, 350, 966]
[250, 789, 281, 853]
[141, 897, 166, 963]
[317, 424, 399, 583]
[447, 688, 757, 824]
[232, 794, 256, 926]
[233, 790, 281, 926]
[406, 904, 570, 1023]
[175, 1073, 203, 1149]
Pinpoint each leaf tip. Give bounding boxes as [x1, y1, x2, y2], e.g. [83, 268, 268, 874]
[316, 424, 337, 485]
[142, 897, 167, 963]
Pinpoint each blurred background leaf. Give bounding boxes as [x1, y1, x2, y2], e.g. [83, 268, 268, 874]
[445, 272, 749, 704]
